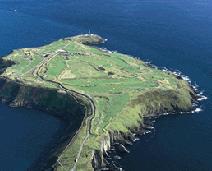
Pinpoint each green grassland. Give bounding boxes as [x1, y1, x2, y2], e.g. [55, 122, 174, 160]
[0, 35, 193, 170]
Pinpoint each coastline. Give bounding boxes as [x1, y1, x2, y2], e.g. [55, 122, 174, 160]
[100, 72, 206, 170]
[0, 34, 203, 170]
[0, 77, 86, 170]
[0, 75, 200, 170]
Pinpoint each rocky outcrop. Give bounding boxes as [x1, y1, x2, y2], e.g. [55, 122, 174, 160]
[68, 34, 106, 45]
[92, 85, 198, 170]
[0, 58, 15, 74]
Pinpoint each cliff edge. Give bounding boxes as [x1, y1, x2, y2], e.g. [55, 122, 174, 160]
[0, 34, 197, 170]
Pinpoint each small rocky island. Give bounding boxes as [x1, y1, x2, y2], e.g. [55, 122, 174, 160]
[0, 34, 197, 170]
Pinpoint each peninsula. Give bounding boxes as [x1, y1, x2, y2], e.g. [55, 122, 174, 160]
[0, 34, 197, 170]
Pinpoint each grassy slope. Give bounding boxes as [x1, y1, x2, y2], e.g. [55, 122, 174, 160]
[0, 35, 193, 170]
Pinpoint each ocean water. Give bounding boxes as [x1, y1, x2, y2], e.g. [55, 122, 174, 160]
[0, 104, 63, 170]
[0, 0, 211, 170]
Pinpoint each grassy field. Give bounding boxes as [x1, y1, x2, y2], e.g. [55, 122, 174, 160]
[0, 34, 193, 170]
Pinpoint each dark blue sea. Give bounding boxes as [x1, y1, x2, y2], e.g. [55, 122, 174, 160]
[0, 0, 211, 170]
